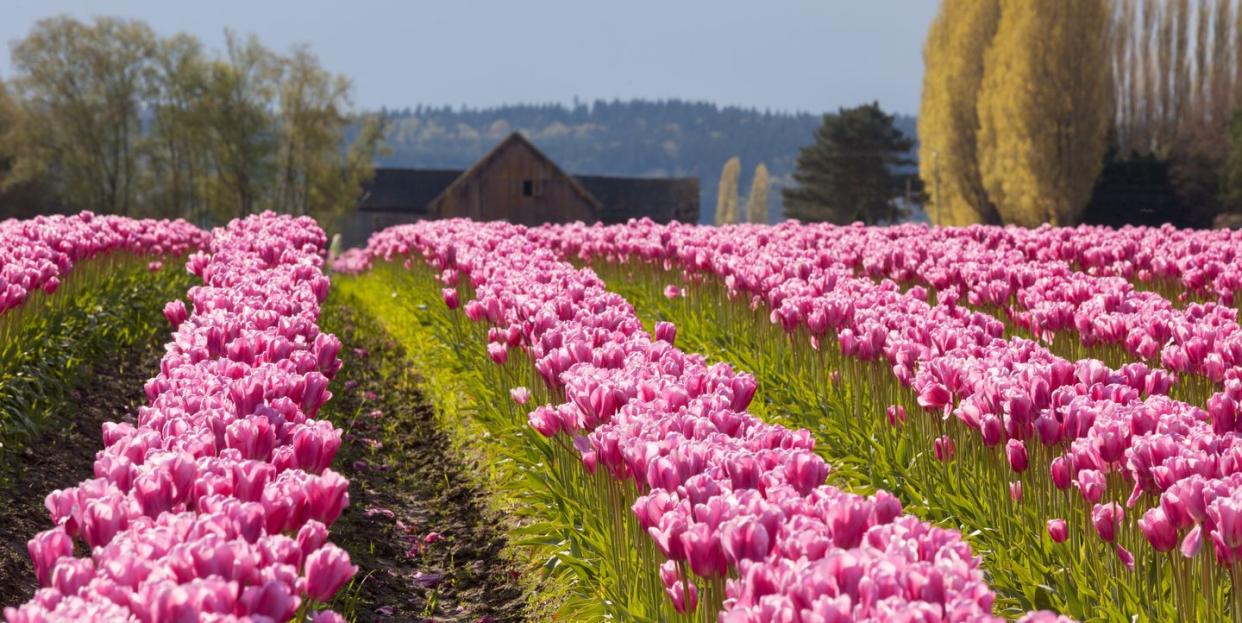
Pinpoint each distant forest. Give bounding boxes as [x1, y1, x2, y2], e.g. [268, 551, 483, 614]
[366, 99, 918, 223]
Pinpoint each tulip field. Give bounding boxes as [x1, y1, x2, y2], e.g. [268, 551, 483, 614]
[4, 212, 1242, 622]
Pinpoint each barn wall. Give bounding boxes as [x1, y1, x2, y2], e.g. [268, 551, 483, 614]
[435, 144, 597, 225]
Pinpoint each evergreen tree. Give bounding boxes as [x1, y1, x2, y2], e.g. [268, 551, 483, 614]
[918, 0, 1000, 225]
[715, 156, 740, 225]
[745, 163, 769, 224]
[976, 0, 1112, 226]
[782, 103, 913, 224]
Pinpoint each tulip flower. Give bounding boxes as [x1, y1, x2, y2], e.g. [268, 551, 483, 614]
[1047, 519, 1069, 543]
[304, 544, 358, 601]
[1006, 439, 1029, 473]
[1092, 502, 1124, 543]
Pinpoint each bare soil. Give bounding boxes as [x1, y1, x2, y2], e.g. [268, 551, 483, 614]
[324, 302, 527, 622]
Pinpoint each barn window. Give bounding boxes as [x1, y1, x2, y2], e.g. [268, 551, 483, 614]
[522, 179, 534, 197]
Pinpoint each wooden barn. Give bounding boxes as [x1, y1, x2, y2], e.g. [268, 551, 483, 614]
[342, 133, 699, 246]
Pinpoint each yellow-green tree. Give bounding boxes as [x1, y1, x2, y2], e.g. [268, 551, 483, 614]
[715, 156, 740, 225]
[918, 0, 1001, 225]
[977, 0, 1113, 226]
[745, 163, 769, 224]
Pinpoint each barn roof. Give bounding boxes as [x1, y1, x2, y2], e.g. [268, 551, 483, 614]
[576, 175, 700, 224]
[426, 132, 603, 216]
[358, 168, 462, 214]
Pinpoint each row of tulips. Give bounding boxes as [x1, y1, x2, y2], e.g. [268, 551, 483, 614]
[337, 220, 1069, 622]
[528, 219, 1242, 620]
[6, 213, 354, 623]
[0, 211, 206, 316]
[0, 213, 207, 445]
[530, 222, 1242, 408]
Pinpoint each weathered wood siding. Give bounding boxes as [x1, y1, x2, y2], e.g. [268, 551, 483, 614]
[433, 141, 598, 225]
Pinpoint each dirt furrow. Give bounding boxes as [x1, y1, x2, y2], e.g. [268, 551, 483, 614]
[323, 301, 526, 622]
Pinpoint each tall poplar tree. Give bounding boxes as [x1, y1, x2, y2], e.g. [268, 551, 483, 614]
[977, 0, 1112, 226]
[918, 0, 1001, 225]
[745, 163, 769, 224]
[715, 156, 740, 225]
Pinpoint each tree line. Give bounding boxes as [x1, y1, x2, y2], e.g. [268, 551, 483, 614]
[0, 16, 381, 228]
[375, 100, 916, 223]
[916, 0, 1242, 228]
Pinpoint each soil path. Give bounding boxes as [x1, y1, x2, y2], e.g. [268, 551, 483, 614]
[324, 302, 526, 622]
[0, 335, 162, 604]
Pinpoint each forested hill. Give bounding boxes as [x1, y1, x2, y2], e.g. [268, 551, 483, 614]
[368, 99, 917, 223]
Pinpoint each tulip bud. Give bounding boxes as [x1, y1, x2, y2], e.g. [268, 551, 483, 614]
[933, 435, 955, 463]
[510, 386, 530, 405]
[1006, 439, 1029, 473]
[487, 342, 508, 365]
[1047, 518, 1069, 543]
[654, 321, 677, 345]
[1092, 502, 1123, 543]
[1077, 470, 1107, 505]
[441, 288, 460, 310]
[980, 415, 1003, 447]
[163, 300, 189, 329]
[1050, 457, 1072, 490]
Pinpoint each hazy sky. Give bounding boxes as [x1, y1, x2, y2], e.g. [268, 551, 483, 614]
[2, 0, 939, 115]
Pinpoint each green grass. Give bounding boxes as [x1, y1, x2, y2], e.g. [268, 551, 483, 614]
[0, 253, 195, 452]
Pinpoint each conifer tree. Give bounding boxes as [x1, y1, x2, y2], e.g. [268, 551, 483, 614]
[782, 103, 913, 224]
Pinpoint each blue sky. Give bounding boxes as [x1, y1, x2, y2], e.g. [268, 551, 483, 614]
[2, 0, 939, 115]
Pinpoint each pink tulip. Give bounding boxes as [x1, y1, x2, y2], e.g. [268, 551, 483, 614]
[1050, 457, 1072, 490]
[307, 470, 350, 526]
[934, 435, 955, 462]
[163, 300, 188, 328]
[1006, 439, 1029, 473]
[1047, 519, 1069, 543]
[442, 288, 460, 309]
[305, 544, 358, 601]
[27, 528, 73, 587]
[313, 610, 348, 623]
[487, 341, 508, 365]
[527, 405, 562, 438]
[654, 321, 677, 344]
[1092, 502, 1123, 543]
[510, 386, 531, 405]
[292, 421, 343, 474]
[679, 523, 727, 578]
[1138, 507, 1178, 552]
[1075, 469, 1106, 504]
